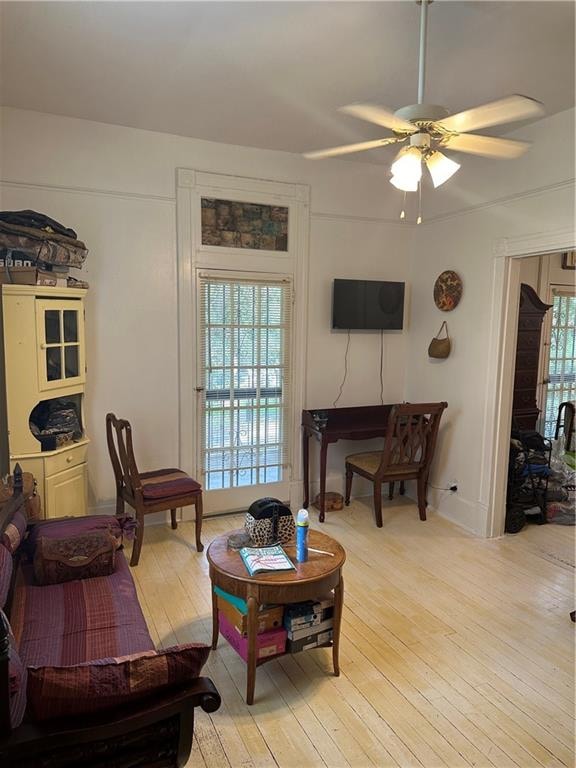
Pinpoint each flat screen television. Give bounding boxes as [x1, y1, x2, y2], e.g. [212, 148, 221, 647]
[332, 279, 405, 330]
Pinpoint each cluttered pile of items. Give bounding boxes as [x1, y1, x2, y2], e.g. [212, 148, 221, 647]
[29, 398, 83, 451]
[0, 209, 88, 288]
[506, 405, 575, 533]
[215, 588, 335, 661]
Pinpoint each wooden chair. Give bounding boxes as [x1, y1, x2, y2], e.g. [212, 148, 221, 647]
[106, 413, 203, 566]
[555, 401, 575, 451]
[344, 402, 447, 527]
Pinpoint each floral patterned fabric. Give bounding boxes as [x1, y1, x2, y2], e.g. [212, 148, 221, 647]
[33, 531, 116, 585]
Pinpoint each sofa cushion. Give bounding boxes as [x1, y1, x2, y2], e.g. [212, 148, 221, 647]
[0, 545, 13, 609]
[1, 610, 27, 729]
[34, 530, 116, 585]
[10, 550, 154, 668]
[27, 515, 126, 554]
[2, 509, 27, 554]
[140, 469, 201, 501]
[27, 643, 211, 722]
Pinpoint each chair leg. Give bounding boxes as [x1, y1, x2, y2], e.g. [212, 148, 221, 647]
[388, 482, 394, 501]
[130, 510, 144, 567]
[373, 481, 383, 528]
[399, 481, 405, 496]
[195, 494, 204, 552]
[345, 466, 353, 506]
[170, 508, 178, 530]
[417, 475, 427, 521]
[115, 492, 125, 517]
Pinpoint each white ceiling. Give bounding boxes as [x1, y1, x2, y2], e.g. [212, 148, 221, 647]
[1, 1, 574, 163]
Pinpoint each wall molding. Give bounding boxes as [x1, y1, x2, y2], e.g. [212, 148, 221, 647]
[493, 226, 576, 258]
[4, 176, 573, 231]
[312, 211, 409, 226]
[0, 178, 176, 205]
[425, 178, 575, 225]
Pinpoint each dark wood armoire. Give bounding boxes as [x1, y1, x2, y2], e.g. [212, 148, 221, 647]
[512, 283, 552, 431]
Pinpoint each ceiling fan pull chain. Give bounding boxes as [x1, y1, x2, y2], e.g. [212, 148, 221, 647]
[417, 181, 423, 225]
[417, 0, 431, 105]
[400, 191, 407, 220]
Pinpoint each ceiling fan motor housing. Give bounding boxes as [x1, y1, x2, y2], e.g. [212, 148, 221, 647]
[410, 132, 431, 148]
[395, 103, 450, 123]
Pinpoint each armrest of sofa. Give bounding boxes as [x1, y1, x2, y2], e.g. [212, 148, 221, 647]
[0, 676, 221, 768]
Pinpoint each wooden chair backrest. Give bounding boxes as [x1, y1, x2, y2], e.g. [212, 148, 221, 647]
[555, 401, 575, 450]
[105, 413, 141, 499]
[377, 402, 447, 477]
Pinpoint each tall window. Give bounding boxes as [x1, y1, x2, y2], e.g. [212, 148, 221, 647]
[542, 288, 576, 438]
[198, 274, 292, 490]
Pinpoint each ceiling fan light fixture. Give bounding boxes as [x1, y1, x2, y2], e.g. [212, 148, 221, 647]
[425, 150, 461, 188]
[390, 173, 419, 192]
[390, 146, 422, 191]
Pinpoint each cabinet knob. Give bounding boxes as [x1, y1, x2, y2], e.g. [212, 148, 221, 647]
[66, 456, 73, 463]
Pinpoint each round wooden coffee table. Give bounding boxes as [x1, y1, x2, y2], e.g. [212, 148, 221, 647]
[207, 529, 346, 704]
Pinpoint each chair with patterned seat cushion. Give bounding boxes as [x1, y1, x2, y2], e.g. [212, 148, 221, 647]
[106, 413, 203, 566]
[344, 402, 447, 527]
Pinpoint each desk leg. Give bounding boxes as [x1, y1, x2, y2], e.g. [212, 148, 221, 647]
[211, 586, 219, 650]
[303, 429, 310, 509]
[246, 596, 258, 705]
[319, 440, 328, 523]
[332, 574, 343, 677]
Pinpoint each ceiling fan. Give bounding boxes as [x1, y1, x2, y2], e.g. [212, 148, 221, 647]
[303, 0, 545, 197]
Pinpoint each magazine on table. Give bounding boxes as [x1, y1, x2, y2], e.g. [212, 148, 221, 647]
[239, 545, 296, 576]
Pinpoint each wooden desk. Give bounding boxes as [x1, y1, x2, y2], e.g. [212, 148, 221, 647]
[302, 405, 392, 521]
[207, 530, 345, 705]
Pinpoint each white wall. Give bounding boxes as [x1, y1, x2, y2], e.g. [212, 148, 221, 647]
[405, 108, 575, 535]
[0, 107, 413, 509]
[1, 106, 573, 532]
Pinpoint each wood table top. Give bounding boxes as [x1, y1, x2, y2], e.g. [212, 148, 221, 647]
[207, 529, 346, 586]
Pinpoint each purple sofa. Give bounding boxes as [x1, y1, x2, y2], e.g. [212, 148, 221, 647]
[0, 470, 220, 767]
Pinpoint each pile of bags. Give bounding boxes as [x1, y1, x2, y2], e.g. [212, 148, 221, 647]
[0, 209, 88, 286]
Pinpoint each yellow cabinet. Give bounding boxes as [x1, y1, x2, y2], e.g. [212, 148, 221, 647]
[45, 463, 88, 519]
[1, 285, 89, 517]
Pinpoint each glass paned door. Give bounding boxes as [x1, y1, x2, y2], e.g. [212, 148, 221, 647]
[36, 300, 85, 391]
[197, 273, 292, 511]
[541, 288, 576, 438]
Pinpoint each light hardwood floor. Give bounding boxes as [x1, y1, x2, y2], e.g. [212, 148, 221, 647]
[131, 498, 575, 768]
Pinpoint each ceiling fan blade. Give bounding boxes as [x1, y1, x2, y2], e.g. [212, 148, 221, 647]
[445, 133, 530, 159]
[303, 136, 406, 159]
[437, 95, 544, 134]
[339, 103, 416, 133]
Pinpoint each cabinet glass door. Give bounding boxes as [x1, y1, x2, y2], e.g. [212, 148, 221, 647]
[36, 299, 85, 390]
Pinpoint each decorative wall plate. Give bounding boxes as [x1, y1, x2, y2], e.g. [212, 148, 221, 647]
[434, 270, 463, 312]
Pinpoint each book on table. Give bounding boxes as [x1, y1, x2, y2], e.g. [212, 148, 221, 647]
[239, 545, 296, 576]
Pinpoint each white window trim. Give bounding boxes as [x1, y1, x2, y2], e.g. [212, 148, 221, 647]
[176, 169, 310, 513]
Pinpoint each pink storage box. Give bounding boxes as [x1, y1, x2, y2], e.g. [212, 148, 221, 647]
[219, 611, 286, 663]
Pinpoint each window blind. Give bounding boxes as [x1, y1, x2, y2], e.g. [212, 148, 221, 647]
[543, 291, 576, 438]
[198, 272, 293, 490]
